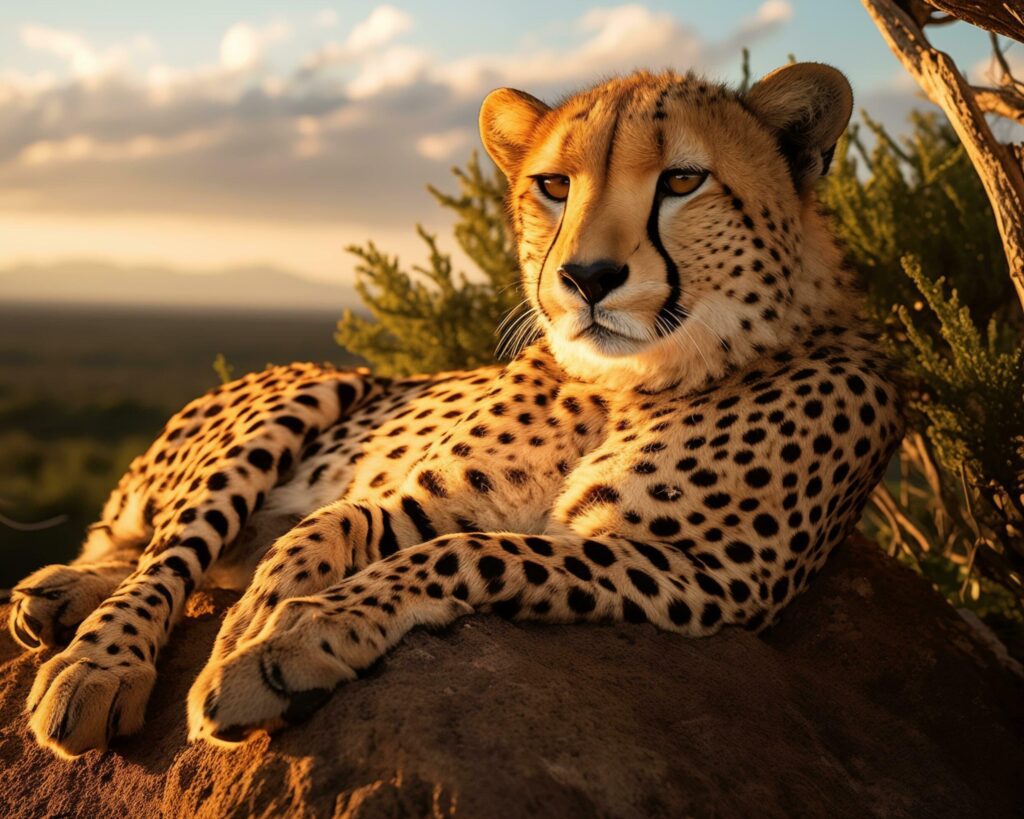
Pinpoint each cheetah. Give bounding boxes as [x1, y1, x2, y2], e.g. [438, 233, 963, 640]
[10, 63, 902, 757]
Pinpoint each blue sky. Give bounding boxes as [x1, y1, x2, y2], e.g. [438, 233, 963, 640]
[0, 2, 1011, 298]
[0, 1, 995, 84]
[0, 1, 996, 88]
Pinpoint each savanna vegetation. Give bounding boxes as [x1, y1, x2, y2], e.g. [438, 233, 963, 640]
[5, 7, 1022, 656]
[338, 116, 1024, 648]
[0, 306, 353, 587]
[5, 111, 1021, 648]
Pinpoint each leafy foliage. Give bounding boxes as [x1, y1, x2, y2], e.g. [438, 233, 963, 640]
[821, 112, 1012, 328]
[822, 116, 1024, 622]
[335, 156, 521, 375]
[898, 259, 1024, 495]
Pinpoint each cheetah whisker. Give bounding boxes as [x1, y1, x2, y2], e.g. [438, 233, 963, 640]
[496, 305, 539, 360]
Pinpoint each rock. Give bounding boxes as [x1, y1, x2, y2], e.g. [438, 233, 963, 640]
[0, 538, 1020, 818]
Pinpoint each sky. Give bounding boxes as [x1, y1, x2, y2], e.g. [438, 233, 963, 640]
[0, 1, 1014, 303]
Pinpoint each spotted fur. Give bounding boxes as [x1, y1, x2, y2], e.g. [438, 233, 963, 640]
[10, 64, 902, 757]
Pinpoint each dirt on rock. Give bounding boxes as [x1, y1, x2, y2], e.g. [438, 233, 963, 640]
[0, 537, 1021, 819]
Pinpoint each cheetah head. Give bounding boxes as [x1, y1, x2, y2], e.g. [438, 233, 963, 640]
[480, 64, 853, 392]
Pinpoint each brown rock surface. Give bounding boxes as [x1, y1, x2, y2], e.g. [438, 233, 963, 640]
[0, 538, 1020, 818]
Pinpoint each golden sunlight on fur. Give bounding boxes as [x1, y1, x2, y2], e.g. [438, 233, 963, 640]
[11, 66, 901, 758]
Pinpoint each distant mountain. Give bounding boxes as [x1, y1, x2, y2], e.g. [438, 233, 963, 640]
[0, 260, 359, 312]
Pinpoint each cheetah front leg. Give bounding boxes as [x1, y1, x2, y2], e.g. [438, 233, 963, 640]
[189, 529, 768, 745]
[21, 365, 381, 758]
[187, 494, 444, 742]
[201, 499, 400, 666]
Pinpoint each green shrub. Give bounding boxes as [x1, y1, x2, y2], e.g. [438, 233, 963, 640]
[339, 111, 1024, 627]
[335, 156, 520, 375]
[821, 116, 1023, 623]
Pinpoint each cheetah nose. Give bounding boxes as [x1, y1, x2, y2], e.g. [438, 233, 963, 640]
[559, 261, 629, 305]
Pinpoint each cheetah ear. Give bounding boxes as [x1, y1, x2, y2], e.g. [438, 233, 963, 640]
[744, 63, 853, 192]
[479, 88, 550, 177]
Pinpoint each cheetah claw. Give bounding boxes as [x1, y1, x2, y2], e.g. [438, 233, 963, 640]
[9, 562, 133, 649]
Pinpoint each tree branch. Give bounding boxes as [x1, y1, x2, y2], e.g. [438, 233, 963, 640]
[862, 0, 1024, 312]
[988, 31, 1024, 90]
[921, 1, 1024, 43]
[972, 86, 1024, 123]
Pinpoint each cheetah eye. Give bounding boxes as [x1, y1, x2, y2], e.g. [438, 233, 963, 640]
[660, 169, 709, 197]
[534, 174, 570, 202]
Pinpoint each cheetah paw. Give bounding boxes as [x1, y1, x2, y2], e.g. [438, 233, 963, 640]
[187, 600, 358, 746]
[9, 562, 133, 649]
[26, 645, 156, 758]
[188, 592, 473, 746]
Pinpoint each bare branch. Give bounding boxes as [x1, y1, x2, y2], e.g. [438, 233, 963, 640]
[922, 1, 1024, 43]
[990, 32, 1015, 83]
[898, 0, 941, 26]
[969, 35, 1024, 123]
[972, 86, 1024, 122]
[872, 483, 935, 555]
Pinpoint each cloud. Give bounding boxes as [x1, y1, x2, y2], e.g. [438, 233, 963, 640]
[346, 5, 413, 54]
[347, 45, 430, 99]
[219, 20, 291, 71]
[0, 4, 795, 235]
[19, 24, 155, 79]
[429, 1, 793, 99]
[300, 5, 413, 75]
[18, 128, 223, 166]
[971, 46, 1024, 86]
[434, 4, 703, 96]
[313, 9, 339, 30]
[748, 0, 793, 27]
[416, 128, 471, 161]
